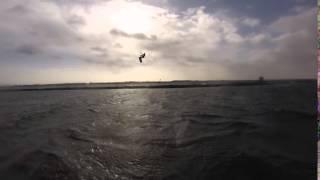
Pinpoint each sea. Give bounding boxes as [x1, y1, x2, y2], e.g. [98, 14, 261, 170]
[0, 80, 316, 180]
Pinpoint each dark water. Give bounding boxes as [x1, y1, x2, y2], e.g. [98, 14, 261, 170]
[0, 81, 316, 180]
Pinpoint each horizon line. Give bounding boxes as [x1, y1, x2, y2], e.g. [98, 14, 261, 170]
[0, 78, 315, 88]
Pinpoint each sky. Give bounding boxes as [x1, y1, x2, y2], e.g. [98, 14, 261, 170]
[0, 0, 316, 85]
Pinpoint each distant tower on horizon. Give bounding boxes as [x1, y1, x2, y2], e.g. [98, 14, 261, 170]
[258, 76, 265, 84]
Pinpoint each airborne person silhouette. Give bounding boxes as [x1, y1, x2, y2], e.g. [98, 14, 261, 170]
[139, 53, 146, 63]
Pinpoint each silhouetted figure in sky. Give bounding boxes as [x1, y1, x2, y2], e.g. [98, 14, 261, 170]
[139, 53, 146, 63]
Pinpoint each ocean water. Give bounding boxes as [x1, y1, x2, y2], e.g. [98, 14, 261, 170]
[0, 80, 316, 180]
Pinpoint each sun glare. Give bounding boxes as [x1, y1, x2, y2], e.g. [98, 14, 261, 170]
[111, 3, 153, 34]
[76, 0, 155, 35]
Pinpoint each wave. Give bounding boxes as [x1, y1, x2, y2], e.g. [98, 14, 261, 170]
[198, 152, 315, 180]
[65, 128, 93, 143]
[251, 109, 317, 120]
[145, 135, 218, 148]
[182, 113, 224, 119]
[6, 150, 79, 180]
[177, 113, 258, 131]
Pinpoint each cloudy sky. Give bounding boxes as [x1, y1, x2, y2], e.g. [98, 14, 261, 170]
[0, 0, 316, 84]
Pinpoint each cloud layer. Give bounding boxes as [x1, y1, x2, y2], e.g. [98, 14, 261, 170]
[0, 0, 316, 84]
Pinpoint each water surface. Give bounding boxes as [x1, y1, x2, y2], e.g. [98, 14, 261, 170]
[0, 80, 316, 180]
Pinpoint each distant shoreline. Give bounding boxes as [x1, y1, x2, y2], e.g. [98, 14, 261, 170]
[0, 79, 315, 92]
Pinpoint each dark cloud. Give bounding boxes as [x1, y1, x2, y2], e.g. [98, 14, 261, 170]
[16, 44, 41, 55]
[83, 56, 133, 70]
[90, 46, 109, 58]
[66, 15, 86, 27]
[7, 4, 30, 14]
[144, 39, 182, 50]
[110, 29, 157, 40]
[113, 43, 123, 48]
[91, 46, 107, 53]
